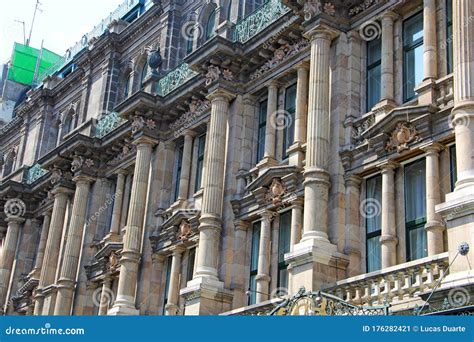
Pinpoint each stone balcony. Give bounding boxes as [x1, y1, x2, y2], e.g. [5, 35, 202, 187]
[323, 253, 450, 313]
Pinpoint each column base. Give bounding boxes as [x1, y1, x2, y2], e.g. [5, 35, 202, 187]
[436, 187, 474, 275]
[40, 286, 58, 316]
[107, 302, 140, 316]
[180, 276, 233, 315]
[285, 239, 348, 294]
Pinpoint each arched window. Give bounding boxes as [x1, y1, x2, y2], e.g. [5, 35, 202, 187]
[205, 10, 216, 40]
[140, 61, 149, 88]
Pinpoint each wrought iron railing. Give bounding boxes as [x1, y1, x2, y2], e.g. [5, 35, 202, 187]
[233, 0, 291, 44]
[156, 63, 198, 97]
[94, 112, 127, 139]
[35, 0, 143, 83]
[25, 164, 48, 185]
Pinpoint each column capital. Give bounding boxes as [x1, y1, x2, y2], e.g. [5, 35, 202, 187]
[133, 135, 159, 147]
[116, 169, 128, 176]
[420, 141, 444, 154]
[304, 24, 340, 42]
[296, 61, 310, 71]
[152, 253, 167, 264]
[265, 79, 282, 89]
[51, 186, 74, 197]
[344, 174, 363, 187]
[260, 210, 274, 223]
[206, 88, 234, 103]
[170, 245, 186, 256]
[291, 198, 304, 209]
[380, 10, 399, 21]
[242, 94, 258, 106]
[377, 160, 399, 172]
[234, 219, 250, 232]
[182, 129, 197, 139]
[73, 174, 95, 184]
[5, 216, 25, 225]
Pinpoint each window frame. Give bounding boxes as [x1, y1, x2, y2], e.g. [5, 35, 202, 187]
[282, 84, 296, 157]
[403, 11, 424, 102]
[366, 38, 382, 111]
[365, 175, 382, 273]
[277, 210, 291, 289]
[449, 144, 457, 192]
[248, 222, 261, 305]
[205, 9, 217, 41]
[256, 99, 267, 163]
[194, 134, 206, 193]
[162, 256, 172, 314]
[446, 0, 453, 74]
[186, 247, 196, 283]
[173, 145, 184, 202]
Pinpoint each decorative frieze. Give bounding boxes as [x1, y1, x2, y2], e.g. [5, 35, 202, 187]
[348, 0, 381, 17]
[250, 39, 310, 81]
[131, 116, 156, 134]
[385, 122, 420, 152]
[303, 1, 336, 20]
[169, 99, 211, 133]
[71, 155, 94, 173]
[205, 66, 234, 86]
[351, 114, 375, 144]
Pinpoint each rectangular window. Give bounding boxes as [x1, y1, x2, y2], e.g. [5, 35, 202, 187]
[195, 134, 206, 192]
[277, 211, 291, 289]
[256, 100, 267, 163]
[162, 256, 172, 314]
[248, 222, 260, 305]
[365, 175, 382, 272]
[403, 12, 424, 102]
[405, 159, 427, 261]
[449, 144, 457, 191]
[446, 0, 453, 74]
[173, 146, 184, 202]
[366, 38, 382, 110]
[282, 84, 296, 156]
[186, 247, 196, 283]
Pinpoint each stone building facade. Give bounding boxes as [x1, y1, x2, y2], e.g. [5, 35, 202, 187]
[0, 0, 472, 316]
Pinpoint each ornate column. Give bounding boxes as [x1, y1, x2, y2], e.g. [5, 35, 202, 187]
[177, 131, 196, 204]
[436, 0, 474, 274]
[107, 170, 127, 240]
[289, 63, 309, 167]
[258, 81, 279, 170]
[344, 175, 362, 276]
[379, 161, 398, 268]
[98, 277, 112, 316]
[290, 200, 303, 248]
[0, 216, 24, 313]
[110, 132, 156, 315]
[421, 143, 445, 256]
[35, 185, 72, 315]
[378, 11, 397, 108]
[180, 88, 233, 315]
[165, 246, 184, 315]
[256, 212, 272, 303]
[54, 173, 94, 315]
[31, 211, 52, 279]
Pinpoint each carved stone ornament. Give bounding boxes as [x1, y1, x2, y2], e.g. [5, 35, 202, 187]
[50, 169, 63, 185]
[265, 178, 287, 205]
[349, 0, 380, 17]
[177, 220, 192, 241]
[107, 253, 119, 271]
[385, 122, 420, 152]
[131, 116, 156, 134]
[107, 143, 137, 166]
[303, 1, 336, 20]
[169, 99, 211, 132]
[205, 66, 233, 86]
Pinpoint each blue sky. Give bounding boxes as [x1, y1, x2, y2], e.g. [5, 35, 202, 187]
[0, 0, 122, 62]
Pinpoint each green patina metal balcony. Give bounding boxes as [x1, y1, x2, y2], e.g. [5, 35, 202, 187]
[156, 63, 198, 97]
[95, 111, 127, 139]
[233, 0, 291, 44]
[25, 164, 48, 185]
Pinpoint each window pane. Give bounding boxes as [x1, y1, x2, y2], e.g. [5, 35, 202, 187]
[450, 145, 457, 191]
[206, 10, 216, 40]
[248, 275, 257, 305]
[408, 226, 427, 260]
[366, 176, 382, 234]
[174, 147, 183, 201]
[404, 45, 424, 100]
[404, 13, 423, 45]
[257, 100, 267, 162]
[367, 38, 381, 65]
[278, 212, 291, 263]
[250, 223, 260, 271]
[405, 159, 426, 222]
[367, 64, 381, 110]
[195, 135, 206, 192]
[283, 85, 296, 154]
[367, 236, 381, 272]
[186, 248, 196, 282]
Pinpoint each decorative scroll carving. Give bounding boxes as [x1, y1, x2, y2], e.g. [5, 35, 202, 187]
[71, 155, 94, 173]
[385, 122, 420, 152]
[50, 169, 63, 185]
[250, 39, 310, 81]
[205, 66, 234, 86]
[303, 1, 336, 20]
[351, 114, 375, 144]
[131, 116, 156, 134]
[348, 0, 381, 16]
[107, 143, 137, 166]
[107, 253, 120, 271]
[169, 99, 211, 132]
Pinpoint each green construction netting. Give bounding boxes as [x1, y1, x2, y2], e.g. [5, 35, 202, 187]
[7, 43, 62, 85]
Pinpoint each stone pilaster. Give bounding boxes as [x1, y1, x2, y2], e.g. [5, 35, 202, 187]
[289, 63, 309, 167]
[344, 175, 362, 277]
[165, 246, 184, 315]
[0, 217, 24, 314]
[436, 0, 474, 278]
[109, 136, 156, 315]
[180, 89, 233, 315]
[177, 131, 196, 204]
[256, 212, 272, 303]
[379, 161, 398, 268]
[231, 220, 249, 309]
[35, 186, 72, 315]
[54, 176, 93, 315]
[257, 81, 279, 171]
[31, 211, 52, 280]
[108, 170, 127, 239]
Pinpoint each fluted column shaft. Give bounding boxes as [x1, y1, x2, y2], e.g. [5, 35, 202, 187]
[112, 137, 154, 313]
[452, 0, 474, 189]
[165, 247, 184, 315]
[195, 91, 231, 280]
[35, 187, 70, 314]
[381, 12, 396, 101]
[109, 171, 126, 236]
[256, 213, 272, 303]
[0, 218, 23, 313]
[32, 212, 51, 278]
[290, 201, 303, 248]
[423, 0, 438, 80]
[302, 27, 334, 243]
[380, 162, 398, 268]
[98, 277, 112, 316]
[263, 82, 279, 161]
[54, 177, 93, 315]
[424, 144, 445, 255]
[294, 65, 309, 144]
[178, 132, 195, 201]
